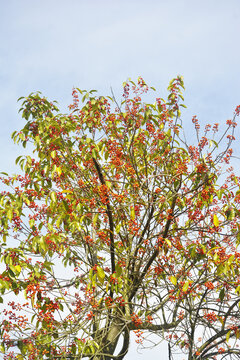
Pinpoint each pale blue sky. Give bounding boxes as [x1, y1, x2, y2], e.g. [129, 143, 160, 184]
[0, 0, 240, 359]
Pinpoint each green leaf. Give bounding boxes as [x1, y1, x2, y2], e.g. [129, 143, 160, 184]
[39, 236, 47, 252]
[219, 288, 225, 301]
[62, 200, 69, 211]
[29, 218, 35, 228]
[216, 189, 223, 200]
[225, 208, 235, 220]
[97, 266, 105, 284]
[116, 263, 122, 277]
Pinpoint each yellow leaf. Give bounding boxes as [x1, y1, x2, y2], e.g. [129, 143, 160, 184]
[226, 330, 231, 342]
[182, 281, 189, 292]
[93, 214, 98, 227]
[236, 285, 240, 295]
[7, 209, 13, 221]
[213, 214, 219, 227]
[51, 150, 56, 159]
[165, 238, 172, 247]
[16, 355, 24, 360]
[29, 218, 35, 228]
[170, 276, 177, 285]
[50, 191, 57, 203]
[115, 223, 121, 234]
[130, 207, 135, 220]
[56, 167, 62, 176]
[105, 181, 111, 189]
[31, 295, 35, 308]
[15, 265, 21, 273]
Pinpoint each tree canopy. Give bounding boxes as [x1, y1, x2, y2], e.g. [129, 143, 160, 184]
[0, 77, 240, 359]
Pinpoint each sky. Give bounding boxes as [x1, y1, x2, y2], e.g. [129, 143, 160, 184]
[0, 0, 240, 359]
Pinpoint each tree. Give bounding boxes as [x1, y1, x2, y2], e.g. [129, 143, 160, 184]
[0, 76, 240, 360]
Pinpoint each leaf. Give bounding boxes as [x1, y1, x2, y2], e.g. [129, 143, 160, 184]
[62, 200, 69, 211]
[226, 330, 231, 343]
[7, 209, 13, 221]
[165, 238, 172, 247]
[17, 354, 24, 360]
[15, 265, 21, 273]
[170, 276, 177, 286]
[219, 288, 225, 301]
[213, 214, 219, 227]
[50, 191, 57, 203]
[39, 236, 47, 252]
[225, 208, 235, 220]
[130, 207, 135, 220]
[92, 273, 97, 288]
[209, 139, 218, 149]
[26, 155, 32, 165]
[236, 285, 240, 295]
[213, 252, 219, 262]
[29, 218, 35, 228]
[15, 156, 23, 165]
[31, 295, 35, 308]
[105, 181, 111, 189]
[97, 266, 105, 284]
[56, 167, 62, 176]
[62, 190, 73, 194]
[51, 150, 56, 159]
[182, 281, 189, 292]
[216, 189, 223, 200]
[93, 214, 98, 227]
[228, 255, 235, 265]
[115, 223, 121, 234]
[116, 263, 122, 277]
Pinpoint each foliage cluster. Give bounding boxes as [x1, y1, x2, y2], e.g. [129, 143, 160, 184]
[0, 76, 240, 359]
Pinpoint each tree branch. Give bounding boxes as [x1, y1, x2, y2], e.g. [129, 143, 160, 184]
[129, 191, 178, 301]
[92, 157, 116, 276]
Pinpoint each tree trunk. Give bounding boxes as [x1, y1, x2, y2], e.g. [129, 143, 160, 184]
[91, 319, 126, 360]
